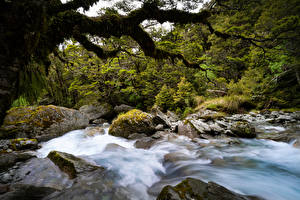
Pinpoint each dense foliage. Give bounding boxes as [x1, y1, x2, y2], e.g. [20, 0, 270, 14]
[4, 0, 300, 120]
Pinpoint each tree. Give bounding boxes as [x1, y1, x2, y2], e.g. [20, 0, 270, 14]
[0, 0, 298, 124]
[0, 0, 216, 124]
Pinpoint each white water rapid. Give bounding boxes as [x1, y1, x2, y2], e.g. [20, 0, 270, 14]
[37, 125, 300, 200]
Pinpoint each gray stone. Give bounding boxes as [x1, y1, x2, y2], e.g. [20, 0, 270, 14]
[113, 104, 134, 114]
[155, 124, 164, 131]
[47, 151, 101, 179]
[177, 121, 198, 139]
[79, 103, 113, 121]
[134, 137, 156, 149]
[0, 105, 89, 141]
[157, 178, 264, 200]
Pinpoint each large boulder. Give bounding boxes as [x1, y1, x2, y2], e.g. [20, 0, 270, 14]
[79, 103, 114, 122]
[229, 121, 256, 138]
[47, 151, 101, 179]
[0, 152, 34, 172]
[157, 178, 263, 200]
[109, 109, 156, 138]
[0, 105, 89, 141]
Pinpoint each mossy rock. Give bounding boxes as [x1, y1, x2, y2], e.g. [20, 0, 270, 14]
[157, 177, 263, 200]
[229, 121, 256, 138]
[1, 105, 89, 141]
[9, 138, 38, 151]
[47, 151, 101, 179]
[109, 109, 156, 138]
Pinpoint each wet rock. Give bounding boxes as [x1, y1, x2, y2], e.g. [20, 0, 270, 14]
[104, 143, 127, 151]
[109, 109, 156, 138]
[9, 138, 38, 151]
[293, 139, 300, 148]
[47, 151, 101, 179]
[0, 184, 56, 200]
[0, 152, 35, 172]
[157, 177, 264, 200]
[152, 131, 168, 139]
[211, 158, 226, 166]
[1, 157, 73, 190]
[44, 168, 131, 200]
[209, 123, 224, 134]
[164, 152, 192, 163]
[0, 183, 9, 194]
[188, 119, 211, 134]
[229, 121, 256, 138]
[79, 103, 114, 122]
[90, 118, 107, 125]
[151, 107, 178, 130]
[177, 121, 198, 139]
[113, 104, 134, 115]
[155, 124, 164, 131]
[84, 127, 105, 137]
[128, 133, 147, 140]
[0, 105, 89, 141]
[0, 140, 10, 152]
[134, 137, 156, 149]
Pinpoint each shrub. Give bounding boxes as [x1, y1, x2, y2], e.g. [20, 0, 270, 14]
[197, 95, 254, 113]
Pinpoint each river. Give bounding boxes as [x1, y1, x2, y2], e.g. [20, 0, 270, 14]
[37, 124, 300, 200]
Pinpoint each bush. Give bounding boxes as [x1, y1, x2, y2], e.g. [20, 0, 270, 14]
[197, 95, 254, 113]
[173, 77, 196, 108]
[155, 84, 175, 111]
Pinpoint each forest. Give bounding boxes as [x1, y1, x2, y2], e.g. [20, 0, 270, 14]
[0, 0, 300, 200]
[1, 0, 299, 118]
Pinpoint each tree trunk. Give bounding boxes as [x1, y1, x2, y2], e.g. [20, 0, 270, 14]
[0, 60, 20, 125]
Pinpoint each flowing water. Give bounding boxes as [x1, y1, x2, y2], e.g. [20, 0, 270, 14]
[37, 124, 300, 200]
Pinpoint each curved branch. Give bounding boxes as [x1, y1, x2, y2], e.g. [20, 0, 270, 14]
[74, 34, 120, 59]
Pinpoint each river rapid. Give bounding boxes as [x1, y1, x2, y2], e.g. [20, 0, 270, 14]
[37, 124, 300, 200]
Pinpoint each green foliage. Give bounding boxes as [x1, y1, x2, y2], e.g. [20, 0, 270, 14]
[198, 95, 254, 114]
[173, 77, 196, 109]
[38, 0, 300, 113]
[11, 96, 30, 107]
[155, 84, 175, 112]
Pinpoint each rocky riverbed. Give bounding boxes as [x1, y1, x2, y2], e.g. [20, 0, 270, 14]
[0, 106, 299, 200]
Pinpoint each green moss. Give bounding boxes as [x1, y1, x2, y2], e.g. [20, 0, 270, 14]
[109, 109, 151, 133]
[200, 112, 227, 121]
[9, 138, 38, 150]
[197, 95, 254, 114]
[4, 105, 63, 129]
[47, 151, 77, 179]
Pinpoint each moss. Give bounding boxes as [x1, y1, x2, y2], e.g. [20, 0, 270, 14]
[200, 112, 227, 121]
[47, 151, 77, 179]
[109, 109, 155, 138]
[9, 138, 38, 150]
[109, 109, 151, 132]
[4, 105, 63, 129]
[196, 95, 254, 114]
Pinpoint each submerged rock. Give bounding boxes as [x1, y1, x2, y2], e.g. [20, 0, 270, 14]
[84, 127, 105, 137]
[157, 177, 264, 200]
[134, 137, 156, 149]
[0, 105, 88, 141]
[109, 109, 156, 138]
[47, 151, 101, 179]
